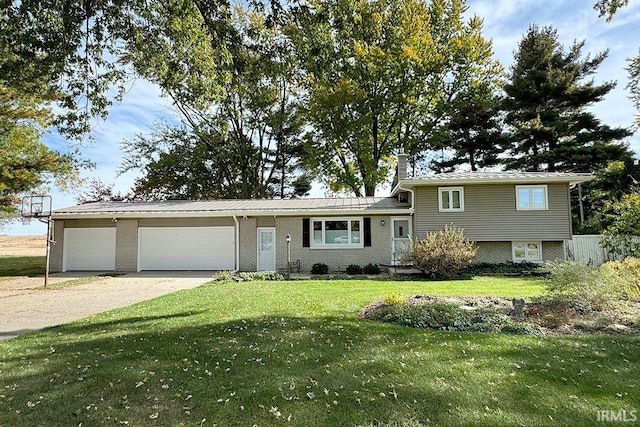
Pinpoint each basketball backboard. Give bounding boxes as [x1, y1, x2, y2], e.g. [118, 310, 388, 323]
[21, 195, 52, 218]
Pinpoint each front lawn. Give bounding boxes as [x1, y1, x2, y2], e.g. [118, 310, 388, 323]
[0, 256, 45, 277]
[0, 277, 638, 426]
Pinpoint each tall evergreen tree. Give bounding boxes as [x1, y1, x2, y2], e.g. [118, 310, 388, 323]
[503, 24, 631, 173]
[430, 81, 507, 172]
[594, 0, 640, 126]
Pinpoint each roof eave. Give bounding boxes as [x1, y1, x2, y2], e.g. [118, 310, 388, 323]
[51, 208, 414, 220]
[397, 175, 594, 188]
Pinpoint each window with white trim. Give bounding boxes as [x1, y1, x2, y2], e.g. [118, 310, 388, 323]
[516, 185, 548, 210]
[311, 218, 363, 248]
[512, 241, 542, 262]
[438, 187, 464, 212]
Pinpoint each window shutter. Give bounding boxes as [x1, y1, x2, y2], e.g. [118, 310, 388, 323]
[364, 217, 371, 247]
[302, 218, 310, 247]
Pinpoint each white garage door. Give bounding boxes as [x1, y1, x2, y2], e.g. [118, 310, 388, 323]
[63, 228, 116, 272]
[138, 227, 235, 270]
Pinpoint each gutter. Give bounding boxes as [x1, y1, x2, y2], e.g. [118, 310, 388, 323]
[398, 185, 415, 212]
[51, 208, 412, 220]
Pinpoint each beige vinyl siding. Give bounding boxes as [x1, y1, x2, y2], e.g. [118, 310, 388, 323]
[414, 184, 572, 241]
[138, 217, 234, 227]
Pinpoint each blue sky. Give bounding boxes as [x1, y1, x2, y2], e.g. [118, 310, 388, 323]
[6, 0, 640, 235]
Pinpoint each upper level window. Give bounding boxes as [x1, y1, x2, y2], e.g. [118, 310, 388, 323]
[516, 185, 548, 210]
[438, 187, 464, 212]
[311, 218, 363, 248]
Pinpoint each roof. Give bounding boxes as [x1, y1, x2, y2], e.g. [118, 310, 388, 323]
[52, 197, 412, 219]
[393, 170, 593, 194]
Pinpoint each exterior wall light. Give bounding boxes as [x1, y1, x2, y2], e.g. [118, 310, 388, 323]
[380, 219, 385, 226]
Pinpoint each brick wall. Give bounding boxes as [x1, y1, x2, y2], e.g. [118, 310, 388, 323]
[115, 219, 138, 272]
[49, 220, 65, 272]
[272, 216, 393, 273]
[474, 242, 512, 264]
[239, 217, 257, 271]
[543, 241, 565, 261]
[473, 241, 566, 264]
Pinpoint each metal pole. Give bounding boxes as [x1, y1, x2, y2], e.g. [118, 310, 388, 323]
[44, 218, 51, 287]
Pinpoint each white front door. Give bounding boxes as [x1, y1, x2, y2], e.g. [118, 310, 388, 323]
[257, 228, 276, 271]
[391, 218, 412, 265]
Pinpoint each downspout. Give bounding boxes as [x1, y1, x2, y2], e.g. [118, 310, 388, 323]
[233, 214, 240, 273]
[398, 184, 416, 238]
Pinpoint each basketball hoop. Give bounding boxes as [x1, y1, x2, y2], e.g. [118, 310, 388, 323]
[21, 195, 54, 287]
[21, 195, 52, 220]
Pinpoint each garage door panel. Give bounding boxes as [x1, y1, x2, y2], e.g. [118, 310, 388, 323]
[138, 227, 234, 270]
[64, 228, 116, 271]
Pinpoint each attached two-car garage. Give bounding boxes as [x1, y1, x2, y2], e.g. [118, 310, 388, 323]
[62, 225, 235, 272]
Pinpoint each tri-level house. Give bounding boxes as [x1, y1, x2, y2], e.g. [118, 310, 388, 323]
[49, 153, 592, 273]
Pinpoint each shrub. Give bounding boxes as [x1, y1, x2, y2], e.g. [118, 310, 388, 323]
[543, 261, 620, 311]
[383, 292, 406, 306]
[236, 271, 285, 281]
[601, 193, 640, 257]
[601, 257, 640, 301]
[501, 320, 541, 335]
[382, 303, 470, 331]
[311, 263, 329, 274]
[459, 262, 544, 277]
[468, 308, 508, 333]
[214, 271, 234, 282]
[404, 225, 476, 280]
[363, 263, 381, 274]
[346, 264, 363, 275]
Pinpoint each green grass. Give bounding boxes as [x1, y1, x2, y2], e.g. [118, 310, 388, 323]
[0, 256, 45, 278]
[1, 277, 638, 426]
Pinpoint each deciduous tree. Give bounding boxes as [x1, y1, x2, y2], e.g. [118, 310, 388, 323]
[121, 7, 308, 200]
[288, 0, 499, 195]
[1, 0, 233, 138]
[0, 85, 78, 215]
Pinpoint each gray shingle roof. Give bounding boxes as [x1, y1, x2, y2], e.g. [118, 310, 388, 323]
[52, 197, 411, 218]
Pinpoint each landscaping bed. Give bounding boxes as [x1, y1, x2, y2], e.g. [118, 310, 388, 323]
[360, 295, 640, 335]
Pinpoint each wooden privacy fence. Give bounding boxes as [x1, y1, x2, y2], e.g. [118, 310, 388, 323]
[564, 235, 639, 266]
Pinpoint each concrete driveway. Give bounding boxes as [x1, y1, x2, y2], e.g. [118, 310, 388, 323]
[0, 271, 216, 340]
